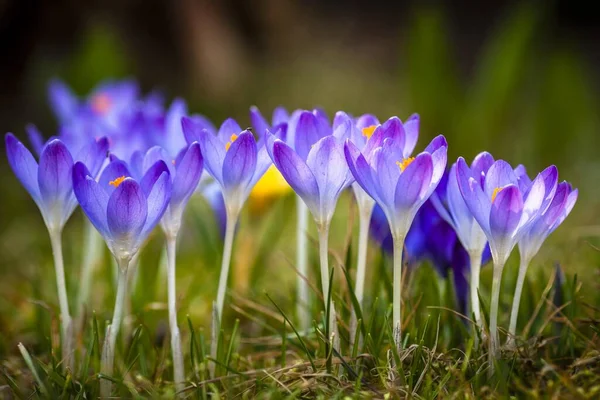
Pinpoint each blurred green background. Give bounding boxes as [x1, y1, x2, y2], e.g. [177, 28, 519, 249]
[1, 0, 599, 361]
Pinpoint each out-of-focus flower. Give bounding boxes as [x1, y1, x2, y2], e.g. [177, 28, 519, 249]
[5, 133, 108, 231]
[72, 159, 171, 263]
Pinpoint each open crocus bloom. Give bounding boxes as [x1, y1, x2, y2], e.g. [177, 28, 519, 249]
[345, 134, 448, 239]
[516, 171, 578, 263]
[129, 143, 203, 237]
[182, 117, 272, 218]
[72, 159, 172, 264]
[456, 158, 557, 265]
[5, 133, 109, 232]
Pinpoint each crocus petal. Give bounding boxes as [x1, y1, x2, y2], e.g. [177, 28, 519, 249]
[129, 151, 144, 180]
[181, 116, 202, 144]
[271, 139, 320, 214]
[489, 184, 523, 252]
[272, 106, 289, 126]
[355, 114, 380, 130]
[402, 114, 419, 158]
[75, 137, 109, 178]
[538, 165, 558, 213]
[73, 162, 110, 237]
[553, 188, 577, 229]
[517, 172, 545, 232]
[471, 152, 495, 180]
[222, 131, 257, 193]
[143, 146, 174, 176]
[250, 106, 270, 137]
[196, 128, 225, 184]
[99, 160, 132, 196]
[306, 136, 350, 221]
[172, 142, 203, 206]
[380, 117, 406, 154]
[5, 133, 41, 205]
[38, 139, 74, 206]
[484, 160, 519, 199]
[26, 125, 44, 157]
[294, 111, 323, 161]
[456, 157, 491, 234]
[514, 164, 532, 193]
[394, 152, 433, 209]
[48, 79, 78, 122]
[344, 140, 379, 203]
[107, 179, 148, 240]
[142, 171, 172, 238]
[140, 160, 170, 197]
[164, 98, 188, 155]
[217, 118, 243, 143]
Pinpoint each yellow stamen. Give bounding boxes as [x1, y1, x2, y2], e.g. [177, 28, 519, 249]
[492, 187, 503, 203]
[225, 133, 239, 151]
[396, 157, 415, 172]
[91, 93, 112, 115]
[109, 176, 126, 188]
[361, 125, 377, 139]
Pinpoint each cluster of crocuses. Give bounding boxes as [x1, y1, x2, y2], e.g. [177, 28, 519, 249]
[5, 79, 576, 392]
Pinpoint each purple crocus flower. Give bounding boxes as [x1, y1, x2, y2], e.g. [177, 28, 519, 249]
[507, 167, 577, 341]
[456, 156, 556, 361]
[182, 117, 272, 217]
[429, 154, 494, 326]
[5, 133, 109, 232]
[345, 126, 447, 350]
[5, 131, 108, 368]
[129, 143, 204, 237]
[72, 159, 172, 264]
[250, 105, 290, 138]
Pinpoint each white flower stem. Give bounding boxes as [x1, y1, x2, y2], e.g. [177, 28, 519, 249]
[317, 223, 339, 353]
[350, 204, 373, 349]
[211, 211, 237, 376]
[392, 233, 406, 352]
[469, 250, 483, 329]
[166, 234, 185, 393]
[100, 260, 129, 398]
[488, 259, 505, 375]
[507, 256, 531, 344]
[49, 229, 73, 370]
[77, 220, 103, 318]
[295, 197, 310, 332]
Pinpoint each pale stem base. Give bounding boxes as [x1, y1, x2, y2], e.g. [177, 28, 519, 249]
[166, 235, 185, 393]
[507, 256, 531, 345]
[295, 197, 310, 332]
[100, 261, 129, 398]
[488, 260, 505, 375]
[77, 220, 103, 319]
[317, 224, 340, 353]
[350, 204, 373, 350]
[469, 250, 483, 329]
[392, 234, 406, 352]
[49, 229, 73, 370]
[210, 211, 237, 376]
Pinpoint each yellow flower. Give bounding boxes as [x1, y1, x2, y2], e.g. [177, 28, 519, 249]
[249, 165, 291, 211]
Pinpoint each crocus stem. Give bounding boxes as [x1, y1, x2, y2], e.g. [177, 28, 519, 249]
[317, 223, 339, 352]
[166, 235, 185, 393]
[488, 259, 506, 374]
[77, 220, 102, 319]
[392, 234, 406, 352]
[100, 261, 129, 398]
[211, 211, 237, 376]
[469, 250, 483, 329]
[49, 229, 73, 370]
[507, 256, 531, 344]
[296, 197, 310, 332]
[350, 204, 373, 349]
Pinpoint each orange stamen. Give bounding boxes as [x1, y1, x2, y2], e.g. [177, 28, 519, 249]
[396, 157, 415, 172]
[91, 93, 112, 115]
[109, 176, 126, 188]
[361, 125, 377, 139]
[492, 187, 503, 203]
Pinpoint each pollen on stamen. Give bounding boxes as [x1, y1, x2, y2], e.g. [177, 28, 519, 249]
[109, 176, 126, 188]
[492, 187, 503, 203]
[225, 133, 239, 151]
[395, 157, 415, 172]
[361, 125, 376, 139]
